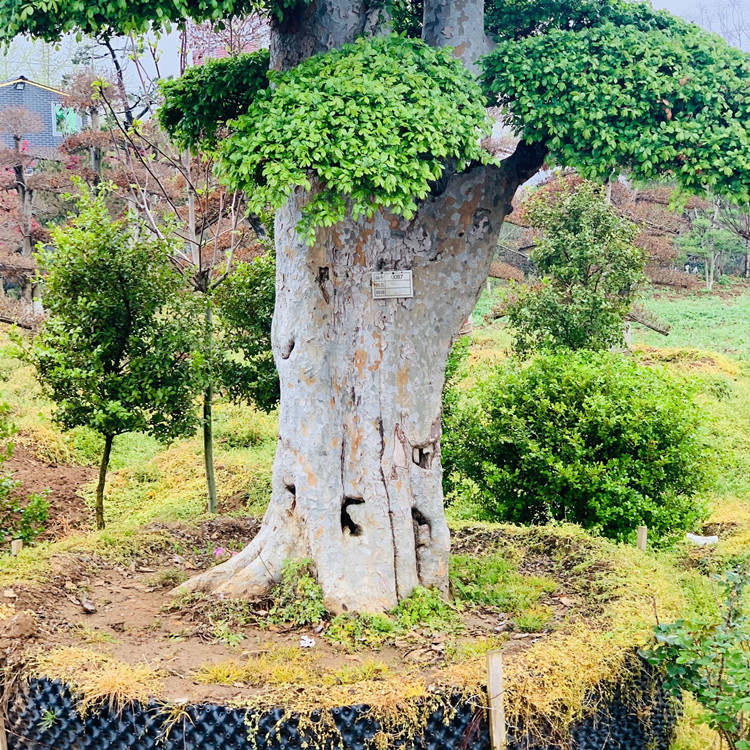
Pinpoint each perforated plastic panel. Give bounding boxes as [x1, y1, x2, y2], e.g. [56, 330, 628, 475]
[7, 660, 678, 749]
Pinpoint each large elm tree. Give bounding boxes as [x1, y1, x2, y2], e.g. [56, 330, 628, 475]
[5, 0, 749, 612]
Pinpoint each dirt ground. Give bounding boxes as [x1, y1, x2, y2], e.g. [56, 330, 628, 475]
[6, 445, 94, 540]
[1, 519, 581, 704]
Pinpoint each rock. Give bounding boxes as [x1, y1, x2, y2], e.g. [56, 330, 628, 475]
[173, 555, 198, 570]
[299, 636, 316, 648]
[2, 589, 17, 600]
[0, 612, 37, 640]
[80, 598, 97, 614]
[558, 596, 573, 607]
[403, 647, 435, 663]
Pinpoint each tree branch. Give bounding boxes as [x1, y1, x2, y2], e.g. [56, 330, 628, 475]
[496, 140, 549, 195]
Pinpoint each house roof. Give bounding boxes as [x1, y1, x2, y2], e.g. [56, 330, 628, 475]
[0, 75, 64, 95]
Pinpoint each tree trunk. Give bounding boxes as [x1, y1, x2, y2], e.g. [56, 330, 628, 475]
[706, 250, 716, 291]
[422, 0, 494, 73]
[31, 282, 43, 317]
[104, 39, 134, 128]
[204, 384, 217, 514]
[269, 0, 373, 71]
[20, 277, 32, 306]
[204, 303, 218, 514]
[95, 434, 114, 530]
[90, 109, 102, 182]
[179, 160, 536, 612]
[177, 0, 547, 612]
[12, 136, 33, 256]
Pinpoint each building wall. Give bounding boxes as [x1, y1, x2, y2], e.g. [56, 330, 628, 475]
[0, 81, 66, 150]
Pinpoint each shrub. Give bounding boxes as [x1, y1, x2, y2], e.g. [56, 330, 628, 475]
[0, 491, 49, 544]
[214, 252, 278, 413]
[324, 586, 459, 650]
[325, 612, 396, 650]
[498, 180, 645, 357]
[25, 183, 201, 529]
[642, 569, 750, 750]
[441, 336, 471, 500]
[446, 351, 709, 543]
[391, 585, 462, 631]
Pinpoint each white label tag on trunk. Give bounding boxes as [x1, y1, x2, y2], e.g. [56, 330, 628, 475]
[372, 270, 414, 299]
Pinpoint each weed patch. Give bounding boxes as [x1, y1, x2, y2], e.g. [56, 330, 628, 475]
[450, 552, 556, 612]
[268, 559, 326, 627]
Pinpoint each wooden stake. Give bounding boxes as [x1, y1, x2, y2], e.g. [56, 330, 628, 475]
[486, 650, 507, 749]
[637, 526, 648, 552]
[10, 540, 22, 557]
[0, 677, 7, 750]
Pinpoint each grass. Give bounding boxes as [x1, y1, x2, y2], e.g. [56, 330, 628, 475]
[514, 606, 553, 633]
[194, 645, 317, 687]
[670, 695, 720, 750]
[633, 291, 750, 358]
[143, 569, 187, 589]
[327, 660, 392, 685]
[317, 588, 461, 651]
[73, 624, 119, 645]
[0, 527, 175, 587]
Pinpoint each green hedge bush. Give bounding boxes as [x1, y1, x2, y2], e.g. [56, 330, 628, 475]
[444, 351, 709, 543]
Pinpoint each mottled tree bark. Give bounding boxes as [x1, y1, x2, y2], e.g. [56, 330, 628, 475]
[179, 0, 546, 612]
[422, 0, 494, 73]
[269, 0, 377, 71]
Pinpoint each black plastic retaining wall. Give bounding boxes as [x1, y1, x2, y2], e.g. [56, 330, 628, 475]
[6, 662, 679, 750]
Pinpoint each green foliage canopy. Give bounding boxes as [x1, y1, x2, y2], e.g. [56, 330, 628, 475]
[444, 351, 709, 543]
[482, 7, 750, 203]
[484, 0, 677, 41]
[210, 36, 492, 244]
[0, 0, 308, 42]
[678, 214, 744, 264]
[158, 50, 271, 151]
[214, 252, 278, 412]
[30, 184, 200, 442]
[502, 181, 645, 356]
[0, 0, 254, 42]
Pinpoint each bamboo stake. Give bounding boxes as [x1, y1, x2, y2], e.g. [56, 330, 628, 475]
[637, 525, 648, 552]
[486, 650, 507, 749]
